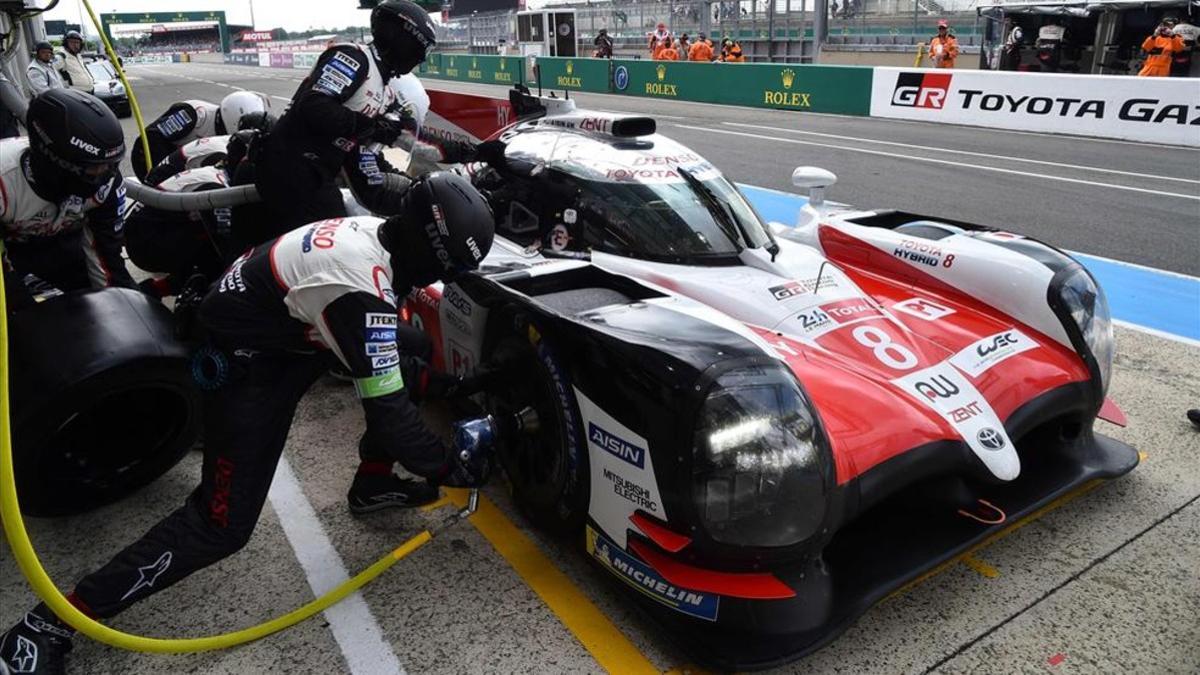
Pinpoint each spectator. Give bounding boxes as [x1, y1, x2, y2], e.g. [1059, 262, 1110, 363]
[1035, 18, 1066, 71]
[593, 28, 613, 58]
[831, 0, 839, 19]
[721, 38, 746, 62]
[1139, 22, 1185, 76]
[649, 22, 670, 58]
[1000, 16, 1024, 70]
[929, 19, 959, 68]
[1167, 15, 1198, 76]
[656, 39, 680, 61]
[679, 33, 690, 55]
[56, 30, 95, 93]
[688, 32, 714, 61]
[26, 42, 64, 96]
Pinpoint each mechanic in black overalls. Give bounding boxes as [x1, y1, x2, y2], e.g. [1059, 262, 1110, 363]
[233, 0, 435, 253]
[0, 173, 496, 673]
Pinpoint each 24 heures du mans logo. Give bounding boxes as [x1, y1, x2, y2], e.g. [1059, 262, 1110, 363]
[892, 72, 952, 109]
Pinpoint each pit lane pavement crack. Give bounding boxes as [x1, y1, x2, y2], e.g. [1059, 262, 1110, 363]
[921, 492, 1200, 674]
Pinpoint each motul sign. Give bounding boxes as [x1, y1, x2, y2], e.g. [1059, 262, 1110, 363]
[240, 31, 274, 42]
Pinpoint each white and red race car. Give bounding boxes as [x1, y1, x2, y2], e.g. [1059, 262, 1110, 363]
[406, 87, 1138, 669]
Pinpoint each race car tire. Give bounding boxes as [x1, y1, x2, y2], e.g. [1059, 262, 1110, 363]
[489, 331, 588, 535]
[7, 288, 202, 516]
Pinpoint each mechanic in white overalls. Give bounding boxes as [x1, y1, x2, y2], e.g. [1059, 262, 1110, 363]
[130, 91, 271, 182]
[0, 89, 134, 311]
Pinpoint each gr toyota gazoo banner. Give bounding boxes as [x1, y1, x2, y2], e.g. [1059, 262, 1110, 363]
[870, 67, 1200, 147]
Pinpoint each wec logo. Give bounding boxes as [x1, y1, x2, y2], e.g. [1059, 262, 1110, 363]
[892, 72, 952, 109]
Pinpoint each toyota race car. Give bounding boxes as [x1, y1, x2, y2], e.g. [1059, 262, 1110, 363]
[401, 87, 1140, 669]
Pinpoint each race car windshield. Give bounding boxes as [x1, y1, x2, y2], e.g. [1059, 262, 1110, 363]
[562, 168, 772, 264]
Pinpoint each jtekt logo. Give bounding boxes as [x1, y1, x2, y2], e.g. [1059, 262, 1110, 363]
[892, 72, 953, 109]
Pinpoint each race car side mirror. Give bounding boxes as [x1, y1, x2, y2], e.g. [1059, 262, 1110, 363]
[791, 166, 837, 207]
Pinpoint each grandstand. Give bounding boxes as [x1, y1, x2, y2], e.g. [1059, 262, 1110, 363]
[111, 20, 249, 55]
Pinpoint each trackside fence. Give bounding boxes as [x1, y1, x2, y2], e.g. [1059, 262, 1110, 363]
[222, 51, 1200, 147]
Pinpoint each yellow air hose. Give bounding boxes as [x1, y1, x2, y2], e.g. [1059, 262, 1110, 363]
[79, 0, 153, 176]
[0, 247, 446, 651]
[0, 6, 467, 653]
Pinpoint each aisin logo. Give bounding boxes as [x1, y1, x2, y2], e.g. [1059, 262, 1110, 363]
[656, 64, 666, 81]
[781, 68, 795, 90]
[892, 72, 952, 109]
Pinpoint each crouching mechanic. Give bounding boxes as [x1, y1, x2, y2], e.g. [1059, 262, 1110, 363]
[1, 89, 134, 311]
[131, 90, 270, 182]
[0, 172, 495, 673]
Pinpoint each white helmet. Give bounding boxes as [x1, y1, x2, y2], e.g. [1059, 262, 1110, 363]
[389, 74, 429, 130]
[219, 91, 270, 134]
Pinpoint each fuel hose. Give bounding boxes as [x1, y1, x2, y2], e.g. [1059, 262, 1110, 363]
[0, 249, 451, 653]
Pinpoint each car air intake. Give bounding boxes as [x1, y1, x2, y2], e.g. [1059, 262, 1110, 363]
[612, 117, 655, 137]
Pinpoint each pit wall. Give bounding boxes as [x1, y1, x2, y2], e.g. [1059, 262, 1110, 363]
[222, 51, 1200, 147]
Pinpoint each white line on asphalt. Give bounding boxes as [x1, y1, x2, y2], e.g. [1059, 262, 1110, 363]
[724, 122, 1200, 185]
[1113, 319, 1200, 348]
[675, 124, 1200, 202]
[268, 457, 405, 675]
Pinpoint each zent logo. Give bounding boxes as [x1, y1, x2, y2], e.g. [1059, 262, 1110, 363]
[589, 423, 645, 469]
[892, 72, 953, 109]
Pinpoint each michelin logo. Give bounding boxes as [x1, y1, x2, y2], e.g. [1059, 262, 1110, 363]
[587, 527, 718, 621]
[588, 423, 645, 469]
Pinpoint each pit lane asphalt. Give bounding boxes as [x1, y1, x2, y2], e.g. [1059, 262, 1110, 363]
[0, 63, 1196, 674]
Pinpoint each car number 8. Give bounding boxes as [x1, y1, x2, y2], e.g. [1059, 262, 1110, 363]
[852, 325, 917, 370]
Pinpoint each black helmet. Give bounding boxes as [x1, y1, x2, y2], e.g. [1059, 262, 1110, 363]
[26, 89, 125, 195]
[371, 0, 437, 75]
[64, 30, 83, 41]
[34, 41, 53, 53]
[237, 110, 276, 132]
[382, 172, 494, 287]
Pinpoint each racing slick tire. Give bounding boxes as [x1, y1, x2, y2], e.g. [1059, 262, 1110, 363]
[7, 288, 202, 516]
[488, 330, 588, 535]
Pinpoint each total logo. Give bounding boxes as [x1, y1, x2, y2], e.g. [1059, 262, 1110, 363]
[892, 72, 952, 109]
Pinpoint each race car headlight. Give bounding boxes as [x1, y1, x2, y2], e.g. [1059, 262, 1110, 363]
[693, 365, 830, 549]
[1055, 265, 1113, 396]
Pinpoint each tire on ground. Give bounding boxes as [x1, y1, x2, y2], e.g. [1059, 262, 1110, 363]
[8, 288, 202, 516]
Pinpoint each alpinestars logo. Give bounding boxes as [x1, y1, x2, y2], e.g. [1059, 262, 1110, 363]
[892, 72, 953, 109]
[10, 635, 37, 672]
[121, 551, 173, 601]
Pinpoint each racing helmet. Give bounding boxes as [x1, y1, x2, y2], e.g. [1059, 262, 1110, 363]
[371, 0, 438, 75]
[382, 172, 495, 286]
[26, 89, 125, 195]
[218, 91, 270, 135]
[63, 30, 84, 52]
[236, 110, 276, 132]
[389, 73, 430, 130]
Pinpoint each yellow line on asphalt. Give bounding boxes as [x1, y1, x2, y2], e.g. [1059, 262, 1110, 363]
[442, 489, 658, 675]
[960, 554, 1001, 579]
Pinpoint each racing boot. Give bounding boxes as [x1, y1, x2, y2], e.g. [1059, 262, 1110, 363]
[347, 462, 440, 514]
[0, 604, 73, 675]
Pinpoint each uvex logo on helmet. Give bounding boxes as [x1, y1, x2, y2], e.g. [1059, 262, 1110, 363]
[425, 219, 454, 272]
[892, 72, 952, 109]
[70, 136, 102, 156]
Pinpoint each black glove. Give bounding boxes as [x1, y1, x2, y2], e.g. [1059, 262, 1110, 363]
[370, 117, 406, 147]
[472, 140, 508, 170]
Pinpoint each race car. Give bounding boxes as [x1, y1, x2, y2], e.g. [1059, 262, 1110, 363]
[401, 86, 1139, 669]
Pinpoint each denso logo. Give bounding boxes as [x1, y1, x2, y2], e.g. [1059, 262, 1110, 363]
[892, 72, 952, 109]
[70, 136, 101, 155]
[589, 423, 645, 469]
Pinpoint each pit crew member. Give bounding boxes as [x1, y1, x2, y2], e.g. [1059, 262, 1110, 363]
[0, 172, 496, 673]
[1, 89, 134, 312]
[131, 91, 271, 181]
